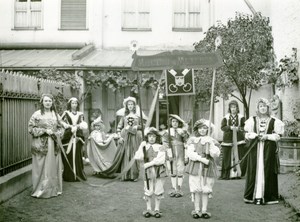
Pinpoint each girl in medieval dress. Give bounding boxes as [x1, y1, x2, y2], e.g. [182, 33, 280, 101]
[162, 114, 189, 198]
[134, 127, 167, 218]
[220, 100, 246, 179]
[117, 96, 143, 181]
[28, 94, 64, 198]
[186, 119, 220, 219]
[243, 98, 284, 205]
[87, 117, 118, 174]
[96, 96, 146, 180]
[61, 97, 88, 182]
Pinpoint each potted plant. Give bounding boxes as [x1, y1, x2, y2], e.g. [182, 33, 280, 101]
[283, 120, 300, 137]
[278, 119, 300, 173]
[275, 48, 299, 89]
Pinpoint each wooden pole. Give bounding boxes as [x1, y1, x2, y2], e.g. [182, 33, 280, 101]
[136, 70, 150, 190]
[243, 0, 257, 15]
[204, 37, 220, 188]
[145, 71, 164, 128]
[165, 70, 174, 175]
[137, 71, 144, 139]
[207, 69, 216, 137]
[156, 98, 159, 129]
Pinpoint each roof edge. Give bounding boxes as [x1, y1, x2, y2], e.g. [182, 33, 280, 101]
[0, 42, 86, 49]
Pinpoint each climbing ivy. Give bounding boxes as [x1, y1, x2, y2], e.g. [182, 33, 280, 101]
[80, 70, 162, 96]
[274, 49, 299, 88]
[32, 69, 82, 90]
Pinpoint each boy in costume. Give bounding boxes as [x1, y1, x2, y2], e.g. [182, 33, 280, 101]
[186, 119, 220, 219]
[162, 114, 189, 198]
[134, 127, 167, 218]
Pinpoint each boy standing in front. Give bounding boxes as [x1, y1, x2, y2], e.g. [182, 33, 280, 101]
[134, 127, 167, 218]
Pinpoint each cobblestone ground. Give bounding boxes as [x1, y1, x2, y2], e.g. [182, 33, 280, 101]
[0, 165, 299, 222]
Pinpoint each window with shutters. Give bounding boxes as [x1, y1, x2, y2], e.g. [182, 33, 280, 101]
[60, 0, 87, 30]
[173, 0, 202, 32]
[14, 0, 43, 29]
[122, 0, 151, 31]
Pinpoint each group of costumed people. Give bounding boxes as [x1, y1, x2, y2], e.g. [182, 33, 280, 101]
[28, 94, 284, 219]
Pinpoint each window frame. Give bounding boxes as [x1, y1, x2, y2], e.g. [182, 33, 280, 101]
[172, 0, 202, 32]
[13, 0, 43, 30]
[121, 0, 151, 31]
[59, 0, 88, 31]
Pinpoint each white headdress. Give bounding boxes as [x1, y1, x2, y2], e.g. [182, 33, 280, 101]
[193, 119, 215, 132]
[68, 97, 78, 103]
[256, 98, 270, 108]
[123, 96, 137, 107]
[169, 114, 186, 124]
[91, 116, 103, 128]
[144, 127, 160, 137]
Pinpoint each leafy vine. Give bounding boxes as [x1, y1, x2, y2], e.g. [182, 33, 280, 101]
[80, 70, 162, 95]
[275, 48, 299, 88]
[283, 120, 300, 137]
[29, 69, 82, 90]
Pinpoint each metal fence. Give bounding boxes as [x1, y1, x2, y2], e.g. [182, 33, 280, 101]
[0, 70, 75, 176]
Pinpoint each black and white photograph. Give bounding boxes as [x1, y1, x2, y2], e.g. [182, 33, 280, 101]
[0, 0, 300, 221]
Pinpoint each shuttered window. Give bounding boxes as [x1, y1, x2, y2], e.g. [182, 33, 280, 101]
[14, 0, 42, 29]
[60, 0, 87, 30]
[173, 0, 202, 31]
[122, 0, 151, 31]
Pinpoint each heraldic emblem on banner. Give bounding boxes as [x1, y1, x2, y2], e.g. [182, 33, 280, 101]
[165, 69, 195, 96]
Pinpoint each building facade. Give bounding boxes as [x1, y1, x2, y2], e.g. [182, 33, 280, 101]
[0, 0, 299, 139]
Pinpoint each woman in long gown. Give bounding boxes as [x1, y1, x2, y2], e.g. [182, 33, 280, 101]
[220, 100, 246, 179]
[61, 97, 88, 182]
[243, 98, 284, 205]
[97, 96, 145, 181]
[28, 94, 64, 198]
[87, 117, 118, 173]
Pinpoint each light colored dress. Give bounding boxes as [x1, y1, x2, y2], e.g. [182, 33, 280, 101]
[118, 113, 142, 180]
[96, 113, 143, 180]
[87, 130, 118, 172]
[28, 110, 64, 198]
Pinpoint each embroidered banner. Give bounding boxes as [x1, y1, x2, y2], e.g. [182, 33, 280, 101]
[131, 50, 223, 71]
[165, 69, 195, 96]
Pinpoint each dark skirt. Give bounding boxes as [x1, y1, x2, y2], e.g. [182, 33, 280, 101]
[220, 144, 247, 179]
[62, 141, 87, 182]
[244, 140, 279, 203]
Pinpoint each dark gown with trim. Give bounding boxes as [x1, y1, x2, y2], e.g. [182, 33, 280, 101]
[61, 111, 87, 182]
[244, 116, 284, 204]
[220, 114, 246, 179]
